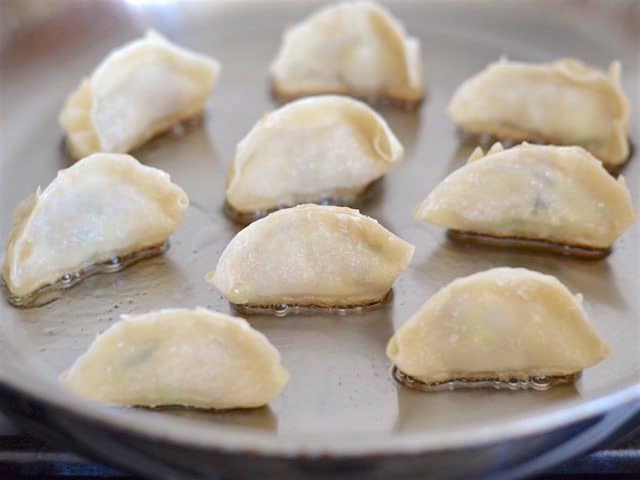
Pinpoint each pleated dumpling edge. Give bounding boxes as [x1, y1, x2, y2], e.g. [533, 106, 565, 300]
[387, 267, 610, 386]
[3, 153, 188, 301]
[225, 95, 403, 216]
[270, 1, 424, 106]
[447, 58, 630, 168]
[414, 142, 636, 252]
[59, 30, 221, 159]
[61, 307, 289, 409]
[208, 204, 414, 309]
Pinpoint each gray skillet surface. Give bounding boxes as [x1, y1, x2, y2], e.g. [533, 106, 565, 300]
[0, 0, 639, 478]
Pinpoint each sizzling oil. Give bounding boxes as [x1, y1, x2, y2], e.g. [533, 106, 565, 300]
[448, 230, 611, 260]
[232, 290, 392, 317]
[392, 366, 578, 392]
[5, 242, 169, 308]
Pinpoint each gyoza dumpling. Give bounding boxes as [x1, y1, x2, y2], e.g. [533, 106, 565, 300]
[270, 1, 424, 107]
[387, 268, 610, 390]
[225, 95, 403, 220]
[207, 204, 414, 310]
[59, 30, 220, 159]
[414, 143, 636, 257]
[448, 58, 630, 169]
[3, 153, 188, 305]
[61, 308, 289, 409]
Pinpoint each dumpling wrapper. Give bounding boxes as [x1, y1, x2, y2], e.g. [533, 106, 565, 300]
[414, 143, 636, 250]
[270, 1, 424, 106]
[226, 95, 403, 215]
[208, 204, 415, 307]
[3, 153, 188, 298]
[59, 30, 220, 159]
[387, 267, 610, 384]
[448, 58, 630, 168]
[61, 308, 289, 409]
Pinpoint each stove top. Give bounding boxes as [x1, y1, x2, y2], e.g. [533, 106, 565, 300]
[0, 414, 637, 479]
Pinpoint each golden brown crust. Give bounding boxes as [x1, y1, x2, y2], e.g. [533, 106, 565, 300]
[392, 366, 578, 392]
[231, 290, 392, 315]
[447, 229, 611, 260]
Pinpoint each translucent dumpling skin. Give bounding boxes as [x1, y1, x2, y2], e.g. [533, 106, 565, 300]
[208, 204, 415, 307]
[61, 308, 289, 409]
[59, 31, 220, 159]
[226, 95, 403, 215]
[448, 59, 630, 168]
[270, 1, 424, 106]
[414, 143, 636, 250]
[387, 268, 610, 384]
[3, 153, 188, 298]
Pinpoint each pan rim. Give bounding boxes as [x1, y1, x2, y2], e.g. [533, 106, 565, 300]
[0, 366, 638, 457]
[0, 0, 638, 465]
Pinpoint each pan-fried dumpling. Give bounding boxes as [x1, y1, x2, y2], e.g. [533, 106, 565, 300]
[270, 1, 424, 107]
[387, 268, 610, 390]
[59, 30, 220, 159]
[225, 95, 403, 220]
[207, 204, 414, 310]
[414, 143, 636, 257]
[448, 58, 630, 169]
[61, 308, 289, 409]
[3, 153, 188, 305]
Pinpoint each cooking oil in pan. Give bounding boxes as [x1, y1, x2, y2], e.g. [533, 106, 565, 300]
[392, 366, 578, 392]
[232, 290, 392, 317]
[5, 241, 169, 308]
[448, 230, 611, 260]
